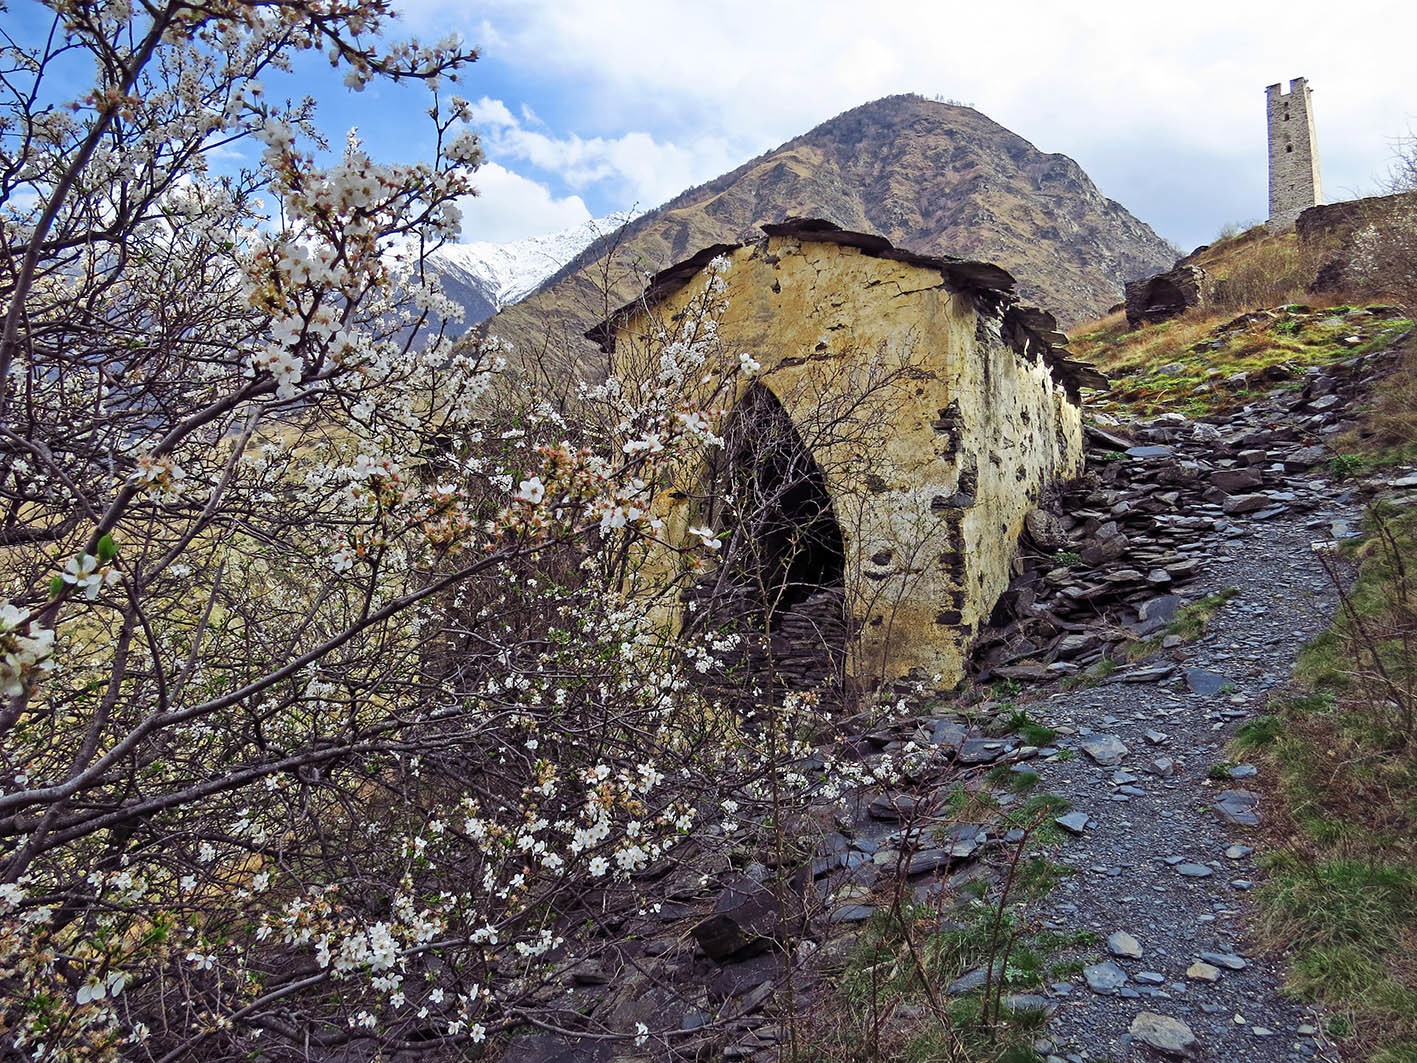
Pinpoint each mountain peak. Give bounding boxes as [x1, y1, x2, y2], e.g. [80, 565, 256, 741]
[428, 210, 638, 324]
[481, 97, 1176, 351]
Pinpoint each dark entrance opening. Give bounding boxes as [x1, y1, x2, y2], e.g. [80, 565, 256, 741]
[715, 382, 845, 616]
[1140, 278, 1189, 323]
[685, 382, 849, 700]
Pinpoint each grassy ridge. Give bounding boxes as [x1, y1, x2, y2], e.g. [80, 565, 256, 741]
[1072, 302, 1411, 422]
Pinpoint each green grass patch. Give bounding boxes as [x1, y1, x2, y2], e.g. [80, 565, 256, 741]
[1059, 656, 1118, 691]
[992, 708, 1058, 747]
[1167, 587, 1240, 640]
[1070, 302, 1411, 420]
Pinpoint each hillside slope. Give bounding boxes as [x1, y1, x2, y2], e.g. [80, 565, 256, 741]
[483, 94, 1176, 358]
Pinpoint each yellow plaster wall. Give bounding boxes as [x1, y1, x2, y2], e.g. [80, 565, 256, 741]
[613, 236, 1082, 688]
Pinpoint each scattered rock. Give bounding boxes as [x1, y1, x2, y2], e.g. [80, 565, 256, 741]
[1108, 931, 1144, 959]
[1127, 445, 1176, 459]
[1147, 756, 1177, 777]
[1214, 790, 1260, 826]
[1197, 951, 1248, 971]
[1056, 811, 1090, 835]
[1083, 960, 1129, 994]
[1080, 734, 1130, 766]
[1210, 468, 1264, 492]
[692, 872, 806, 962]
[1129, 1011, 1201, 1058]
[1186, 961, 1222, 982]
[1222, 493, 1273, 515]
[1176, 863, 1214, 878]
[867, 792, 920, 820]
[1184, 668, 1231, 696]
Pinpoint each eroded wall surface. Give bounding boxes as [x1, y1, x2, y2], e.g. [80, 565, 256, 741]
[610, 234, 1084, 687]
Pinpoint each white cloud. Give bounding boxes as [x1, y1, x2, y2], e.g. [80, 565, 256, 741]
[467, 96, 516, 129]
[455, 162, 591, 243]
[465, 96, 738, 213]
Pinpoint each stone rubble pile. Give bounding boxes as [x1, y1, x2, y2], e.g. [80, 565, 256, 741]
[680, 581, 851, 707]
[973, 345, 1401, 683]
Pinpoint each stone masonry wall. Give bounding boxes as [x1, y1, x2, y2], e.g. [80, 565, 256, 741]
[602, 229, 1088, 688]
[1267, 78, 1323, 231]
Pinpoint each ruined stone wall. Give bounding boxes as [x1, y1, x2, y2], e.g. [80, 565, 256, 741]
[1267, 78, 1323, 231]
[1297, 192, 1417, 292]
[606, 232, 1086, 687]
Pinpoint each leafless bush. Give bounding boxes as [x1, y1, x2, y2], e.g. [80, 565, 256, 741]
[1210, 238, 1314, 311]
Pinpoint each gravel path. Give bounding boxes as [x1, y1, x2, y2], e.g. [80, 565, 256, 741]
[1021, 484, 1355, 1062]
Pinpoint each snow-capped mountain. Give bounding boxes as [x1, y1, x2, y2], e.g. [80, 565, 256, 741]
[428, 211, 638, 327]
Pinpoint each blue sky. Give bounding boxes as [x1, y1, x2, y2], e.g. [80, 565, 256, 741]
[18, 0, 1417, 252]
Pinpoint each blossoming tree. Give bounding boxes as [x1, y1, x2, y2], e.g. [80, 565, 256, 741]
[0, 0, 961, 1056]
[0, 0, 753, 1056]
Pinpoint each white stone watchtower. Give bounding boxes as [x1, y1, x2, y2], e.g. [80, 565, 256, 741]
[1266, 77, 1323, 230]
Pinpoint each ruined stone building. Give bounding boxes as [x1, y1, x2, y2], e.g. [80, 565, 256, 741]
[1267, 77, 1324, 230]
[587, 219, 1103, 690]
[1124, 263, 1209, 329]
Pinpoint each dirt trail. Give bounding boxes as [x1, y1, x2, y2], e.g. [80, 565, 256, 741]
[1027, 503, 1350, 1062]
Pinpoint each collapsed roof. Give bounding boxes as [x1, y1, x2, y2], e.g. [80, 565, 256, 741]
[584, 217, 1107, 398]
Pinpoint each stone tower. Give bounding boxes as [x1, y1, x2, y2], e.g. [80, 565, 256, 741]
[1266, 77, 1323, 230]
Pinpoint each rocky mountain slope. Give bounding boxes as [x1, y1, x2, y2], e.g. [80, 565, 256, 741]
[482, 95, 1177, 357]
[426, 211, 637, 325]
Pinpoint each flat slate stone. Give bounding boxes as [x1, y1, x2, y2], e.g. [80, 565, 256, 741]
[1108, 931, 1143, 958]
[1147, 756, 1176, 777]
[1211, 468, 1263, 492]
[1214, 789, 1260, 826]
[1176, 863, 1214, 878]
[1186, 961, 1221, 982]
[1083, 960, 1128, 994]
[1184, 668, 1231, 695]
[929, 720, 967, 748]
[1056, 811, 1090, 834]
[907, 824, 982, 874]
[1197, 950, 1248, 970]
[868, 792, 920, 820]
[1080, 733, 1130, 766]
[1117, 664, 1177, 683]
[1222, 493, 1272, 515]
[1129, 1011, 1201, 1058]
[1127, 445, 1175, 459]
[957, 738, 1008, 764]
[827, 904, 876, 924]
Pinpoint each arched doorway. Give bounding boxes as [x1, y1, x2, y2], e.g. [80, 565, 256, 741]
[686, 382, 848, 699]
[720, 383, 845, 613]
